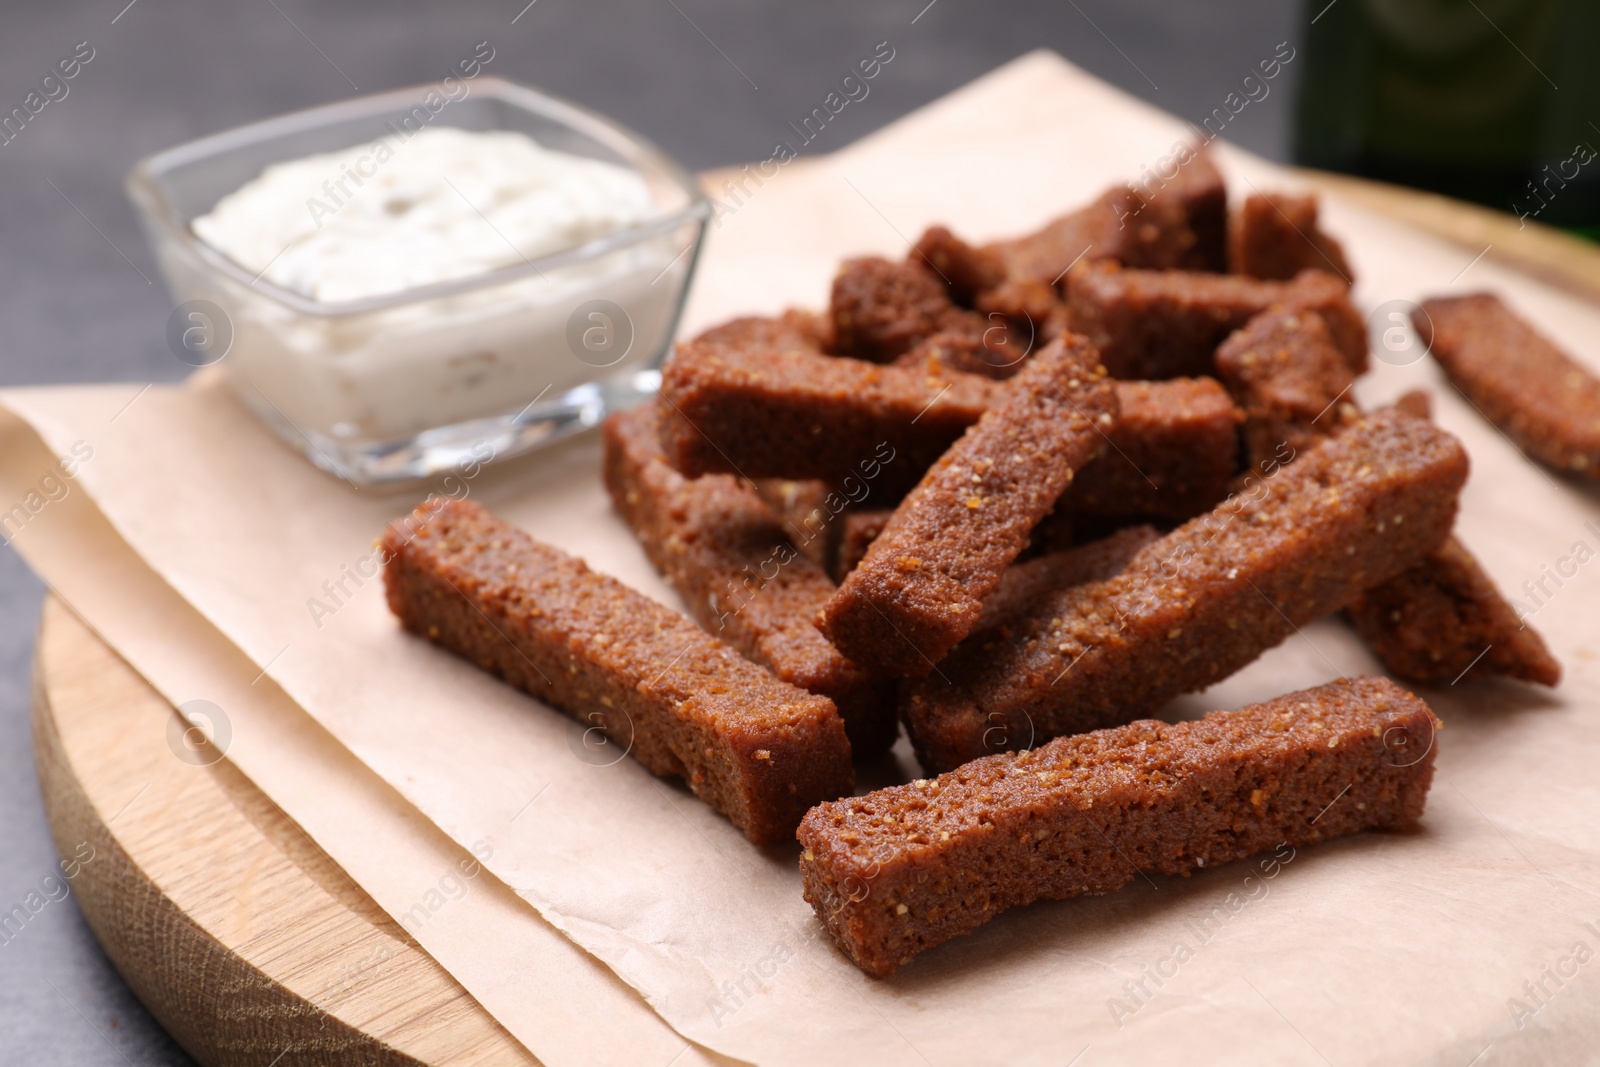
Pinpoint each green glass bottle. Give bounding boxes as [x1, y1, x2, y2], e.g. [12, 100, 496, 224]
[1294, 0, 1600, 237]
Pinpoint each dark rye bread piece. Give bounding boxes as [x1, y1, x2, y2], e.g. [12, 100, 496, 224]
[752, 478, 842, 572]
[696, 308, 833, 354]
[873, 366, 1241, 524]
[1230, 191, 1354, 284]
[1256, 383, 1560, 688]
[972, 525, 1159, 636]
[661, 336, 1241, 518]
[911, 225, 1007, 306]
[1304, 394, 1560, 689]
[1209, 366, 1559, 691]
[1064, 376, 1240, 520]
[1416, 292, 1600, 478]
[659, 330, 991, 498]
[829, 256, 980, 361]
[893, 325, 1035, 381]
[982, 185, 1198, 288]
[1348, 536, 1561, 688]
[1392, 389, 1433, 421]
[832, 507, 1083, 582]
[1357, 395, 1559, 688]
[1066, 261, 1367, 379]
[1111, 144, 1230, 274]
[381, 498, 853, 845]
[818, 336, 1118, 676]
[902, 410, 1468, 772]
[603, 408, 898, 755]
[800, 677, 1439, 977]
[974, 278, 1069, 357]
[1215, 307, 1358, 474]
[1153, 145, 1228, 272]
[834, 509, 892, 582]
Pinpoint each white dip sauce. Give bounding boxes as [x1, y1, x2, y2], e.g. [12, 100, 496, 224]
[193, 126, 655, 303]
[183, 126, 686, 443]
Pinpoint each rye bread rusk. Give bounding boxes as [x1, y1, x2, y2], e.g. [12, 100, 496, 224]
[818, 335, 1118, 676]
[603, 406, 899, 755]
[660, 333, 1239, 518]
[902, 410, 1468, 771]
[381, 498, 854, 844]
[1416, 292, 1600, 478]
[801, 677, 1438, 976]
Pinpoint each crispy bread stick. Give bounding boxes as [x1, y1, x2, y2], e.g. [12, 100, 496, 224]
[382, 498, 854, 844]
[1229, 191, 1354, 284]
[661, 337, 1240, 517]
[818, 336, 1118, 675]
[1337, 396, 1560, 689]
[1416, 292, 1600, 478]
[751, 478, 839, 572]
[982, 186, 1197, 287]
[1211, 345, 1559, 691]
[1156, 145, 1229, 272]
[659, 330, 991, 497]
[911, 225, 1007, 305]
[1348, 536, 1561, 688]
[604, 407, 899, 755]
[801, 677, 1437, 976]
[1063, 376, 1239, 519]
[902, 410, 1468, 771]
[1066, 262, 1366, 379]
[1215, 307, 1357, 474]
[830, 256, 979, 361]
[831, 506, 1086, 583]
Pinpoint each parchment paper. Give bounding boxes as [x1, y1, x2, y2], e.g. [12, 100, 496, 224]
[8, 52, 1600, 1065]
[0, 397, 725, 1067]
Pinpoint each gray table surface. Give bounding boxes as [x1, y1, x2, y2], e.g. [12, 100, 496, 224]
[0, 1, 1300, 1061]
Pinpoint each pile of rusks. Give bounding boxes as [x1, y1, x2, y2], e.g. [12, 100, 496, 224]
[383, 147, 1595, 977]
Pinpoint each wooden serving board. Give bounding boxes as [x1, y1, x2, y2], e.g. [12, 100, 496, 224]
[28, 177, 1600, 1067]
[32, 597, 537, 1067]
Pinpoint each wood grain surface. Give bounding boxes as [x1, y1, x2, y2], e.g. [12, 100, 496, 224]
[31, 597, 538, 1067]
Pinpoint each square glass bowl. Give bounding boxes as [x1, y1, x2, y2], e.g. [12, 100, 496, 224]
[127, 78, 709, 486]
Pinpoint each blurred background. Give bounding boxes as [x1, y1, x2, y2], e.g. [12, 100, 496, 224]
[1297, 0, 1600, 236]
[0, 1, 1591, 1062]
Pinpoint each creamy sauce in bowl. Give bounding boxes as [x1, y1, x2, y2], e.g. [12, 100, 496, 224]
[192, 126, 656, 303]
[172, 125, 691, 450]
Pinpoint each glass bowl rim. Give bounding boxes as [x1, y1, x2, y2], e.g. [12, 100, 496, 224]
[124, 76, 711, 318]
